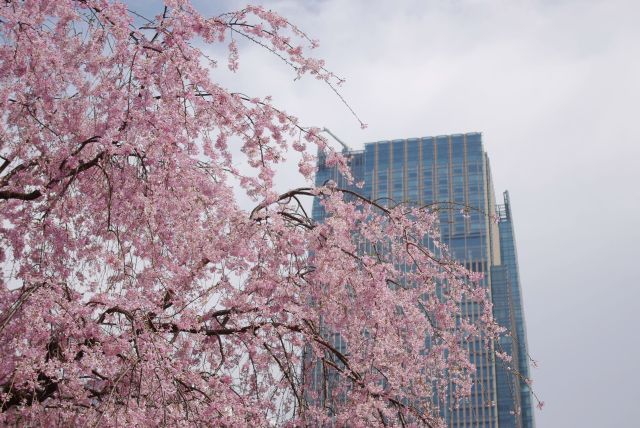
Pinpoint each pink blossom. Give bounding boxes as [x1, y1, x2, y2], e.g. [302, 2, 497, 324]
[0, 1, 511, 426]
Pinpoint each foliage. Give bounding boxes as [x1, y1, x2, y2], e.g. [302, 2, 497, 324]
[0, 1, 502, 426]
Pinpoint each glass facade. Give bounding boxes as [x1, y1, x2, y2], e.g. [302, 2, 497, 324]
[312, 133, 535, 428]
[495, 191, 536, 428]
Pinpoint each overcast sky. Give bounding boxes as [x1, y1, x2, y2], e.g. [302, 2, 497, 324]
[140, 0, 640, 425]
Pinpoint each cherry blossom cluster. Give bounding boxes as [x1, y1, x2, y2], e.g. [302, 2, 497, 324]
[0, 1, 504, 426]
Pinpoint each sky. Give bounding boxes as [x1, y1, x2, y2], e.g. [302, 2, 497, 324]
[143, 0, 639, 425]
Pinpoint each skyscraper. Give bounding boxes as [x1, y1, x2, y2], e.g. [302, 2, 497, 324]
[312, 132, 534, 427]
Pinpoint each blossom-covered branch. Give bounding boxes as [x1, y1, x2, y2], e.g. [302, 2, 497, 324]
[0, 1, 505, 426]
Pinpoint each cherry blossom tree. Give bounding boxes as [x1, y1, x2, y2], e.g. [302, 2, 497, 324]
[0, 1, 504, 426]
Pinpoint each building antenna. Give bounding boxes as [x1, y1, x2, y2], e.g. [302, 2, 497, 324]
[322, 127, 350, 152]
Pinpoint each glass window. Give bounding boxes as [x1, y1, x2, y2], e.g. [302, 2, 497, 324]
[421, 137, 434, 162]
